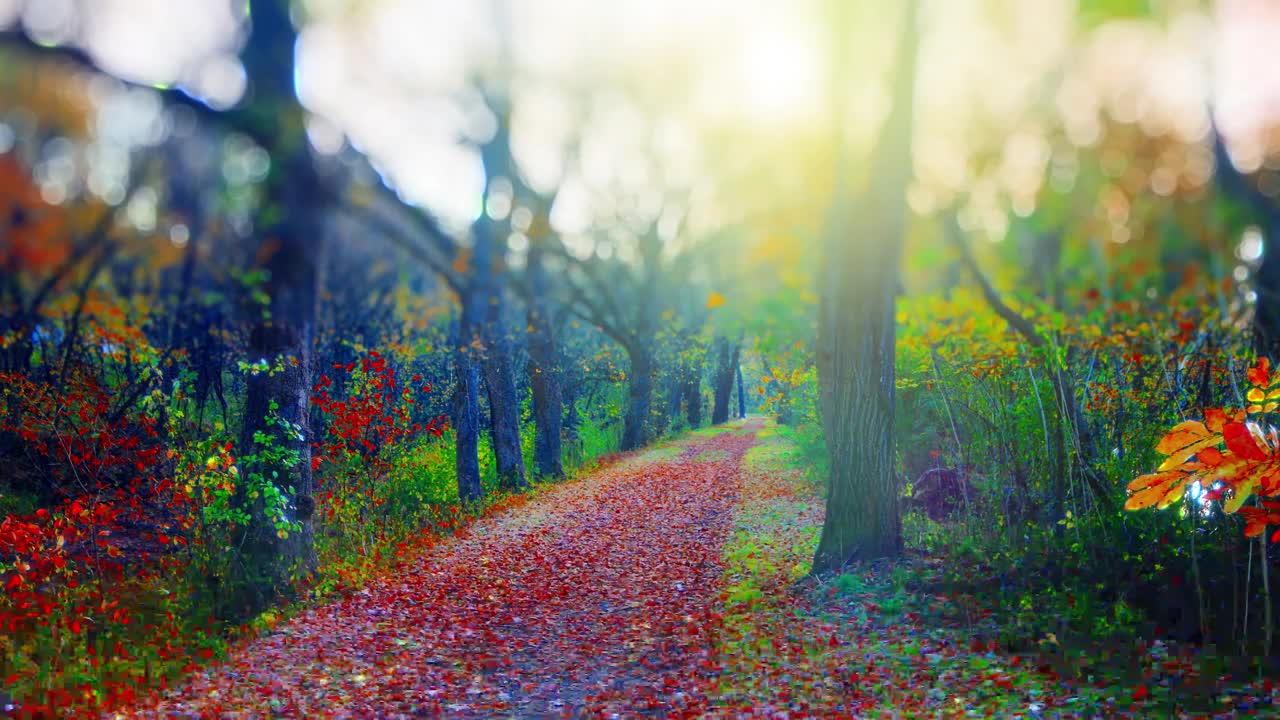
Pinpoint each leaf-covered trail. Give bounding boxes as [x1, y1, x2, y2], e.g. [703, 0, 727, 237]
[123, 424, 764, 719]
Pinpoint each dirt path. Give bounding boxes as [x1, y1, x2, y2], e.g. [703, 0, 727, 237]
[123, 423, 763, 719]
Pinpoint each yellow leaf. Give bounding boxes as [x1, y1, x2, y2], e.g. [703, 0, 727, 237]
[1128, 472, 1178, 492]
[1157, 478, 1188, 509]
[1157, 437, 1220, 472]
[1155, 421, 1210, 455]
[1249, 388, 1267, 403]
[706, 292, 726, 310]
[1126, 478, 1179, 510]
[1225, 478, 1258, 514]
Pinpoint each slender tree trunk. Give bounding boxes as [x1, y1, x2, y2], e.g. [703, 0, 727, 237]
[453, 296, 484, 504]
[737, 364, 747, 419]
[811, 0, 917, 574]
[1256, 216, 1280, 361]
[1210, 124, 1280, 362]
[481, 324, 527, 491]
[622, 345, 654, 451]
[683, 361, 703, 428]
[712, 338, 740, 424]
[527, 322, 563, 479]
[664, 364, 684, 432]
[526, 241, 564, 479]
[468, 92, 527, 492]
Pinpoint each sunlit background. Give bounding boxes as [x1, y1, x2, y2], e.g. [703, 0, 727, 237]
[3, 0, 1276, 244]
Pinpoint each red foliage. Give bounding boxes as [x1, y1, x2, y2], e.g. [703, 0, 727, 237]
[0, 370, 202, 716]
[310, 351, 447, 479]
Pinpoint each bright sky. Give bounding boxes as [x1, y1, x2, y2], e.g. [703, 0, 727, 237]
[0, 0, 1277, 239]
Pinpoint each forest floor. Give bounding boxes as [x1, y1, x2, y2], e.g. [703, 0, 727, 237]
[117, 421, 1276, 719]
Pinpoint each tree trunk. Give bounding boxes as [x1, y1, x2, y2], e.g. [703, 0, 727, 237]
[811, 0, 917, 574]
[452, 296, 484, 504]
[737, 364, 747, 419]
[233, 150, 321, 615]
[227, 0, 322, 616]
[712, 338, 740, 425]
[1256, 216, 1280, 361]
[664, 364, 684, 433]
[526, 240, 564, 479]
[527, 322, 563, 479]
[683, 361, 703, 428]
[622, 345, 654, 451]
[482, 324, 528, 491]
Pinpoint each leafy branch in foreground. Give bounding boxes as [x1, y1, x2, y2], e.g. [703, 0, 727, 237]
[1128, 357, 1280, 540]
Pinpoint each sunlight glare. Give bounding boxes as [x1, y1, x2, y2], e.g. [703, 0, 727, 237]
[738, 27, 821, 124]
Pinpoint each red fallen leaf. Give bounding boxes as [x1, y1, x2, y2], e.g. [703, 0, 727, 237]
[828, 635, 840, 647]
[1132, 686, 1149, 701]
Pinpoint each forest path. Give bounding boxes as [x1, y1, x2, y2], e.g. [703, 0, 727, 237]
[123, 422, 764, 719]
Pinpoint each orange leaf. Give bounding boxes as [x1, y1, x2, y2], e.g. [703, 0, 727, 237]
[1206, 408, 1228, 433]
[1126, 477, 1180, 510]
[1157, 437, 1220, 472]
[1128, 472, 1178, 492]
[1198, 446, 1224, 467]
[1155, 421, 1210, 455]
[1157, 478, 1189, 509]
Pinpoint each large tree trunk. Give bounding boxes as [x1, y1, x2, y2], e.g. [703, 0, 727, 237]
[621, 345, 654, 451]
[811, 0, 918, 574]
[227, 0, 322, 616]
[234, 150, 322, 614]
[711, 338, 740, 425]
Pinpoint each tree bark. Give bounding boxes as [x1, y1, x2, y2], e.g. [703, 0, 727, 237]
[712, 337, 740, 425]
[1209, 123, 1280, 361]
[481, 324, 528, 491]
[737, 364, 747, 419]
[234, 170, 321, 613]
[683, 360, 703, 428]
[811, 0, 918, 574]
[452, 305, 484, 504]
[527, 243, 564, 479]
[1256, 216, 1280, 361]
[622, 345, 654, 451]
[228, 0, 322, 615]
